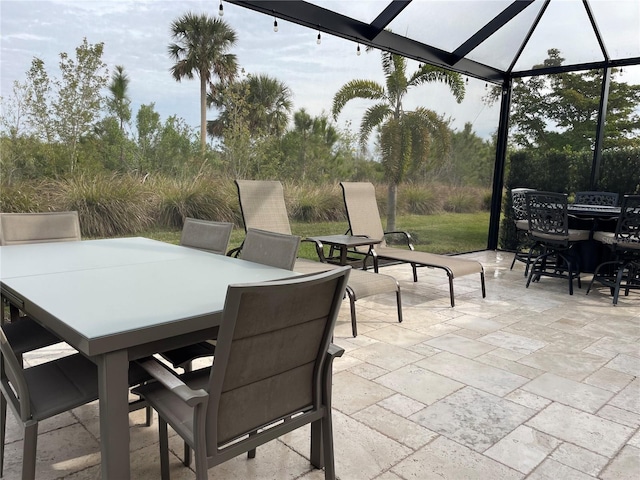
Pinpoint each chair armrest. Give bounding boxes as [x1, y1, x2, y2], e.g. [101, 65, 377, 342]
[327, 343, 345, 359]
[302, 237, 328, 262]
[136, 357, 208, 407]
[383, 230, 414, 248]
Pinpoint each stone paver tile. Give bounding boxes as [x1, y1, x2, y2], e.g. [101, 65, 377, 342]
[528, 458, 597, 480]
[410, 387, 534, 452]
[416, 351, 529, 397]
[518, 344, 608, 381]
[446, 315, 505, 333]
[628, 429, 640, 448]
[391, 436, 522, 480]
[580, 318, 640, 340]
[282, 411, 412, 480]
[605, 353, 640, 377]
[348, 342, 425, 371]
[373, 472, 404, 480]
[526, 402, 633, 457]
[484, 425, 560, 474]
[504, 323, 594, 350]
[600, 445, 640, 480]
[597, 404, 640, 428]
[521, 372, 613, 413]
[505, 389, 552, 411]
[550, 442, 608, 477]
[424, 333, 496, 358]
[489, 347, 528, 361]
[477, 352, 544, 379]
[378, 393, 427, 417]
[584, 367, 635, 393]
[364, 324, 432, 346]
[413, 323, 461, 337]
[353, 405, 438, 449]
[587, 336, 640, 357]
[375, 364, 463, 405]
[348, 362, 390, 380]
[608, 378, 640, 414]
[478, 330, 547, 355]
[332, 371, 395, 415]
[405, 342, 441, 357]
[1, 423, 101, 480]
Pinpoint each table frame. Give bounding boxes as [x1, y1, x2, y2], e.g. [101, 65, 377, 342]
[307, 234, 381, 266]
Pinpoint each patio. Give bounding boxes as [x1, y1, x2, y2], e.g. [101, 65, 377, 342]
[4, 249, 639, 479]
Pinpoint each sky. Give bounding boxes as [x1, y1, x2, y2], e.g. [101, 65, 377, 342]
[1, 0, 638, 145]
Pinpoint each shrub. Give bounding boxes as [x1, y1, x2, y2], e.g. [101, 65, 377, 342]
[0, 180, 46, 212]
[287, 184, 345, 222]
[52, 174, 155, 237]
[442, 189, 478, 213]
[151, 175, 237, 228]
[400, 184, 440, 214]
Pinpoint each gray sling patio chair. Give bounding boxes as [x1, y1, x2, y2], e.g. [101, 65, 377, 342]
[180, 217, 233, 255]
[160, 219, 235, 376]
[235, 179, 403, 337]
[340, 182, 486, 307]
[0, 212, 80, 358]
[134, 267, 350, 480]
[239, 228, 301, 271]
[0, 325, 151, 480]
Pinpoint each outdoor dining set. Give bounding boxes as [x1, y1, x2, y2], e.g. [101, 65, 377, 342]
[509, 189, 640, 303]
[0, 180, 486, 480]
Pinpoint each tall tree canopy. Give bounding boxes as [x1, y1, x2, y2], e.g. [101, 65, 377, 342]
[168, 12, 238, 154]
[332, 50, 465, 230]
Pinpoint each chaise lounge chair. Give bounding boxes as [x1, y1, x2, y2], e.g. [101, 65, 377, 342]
[340, 182, 486, 307]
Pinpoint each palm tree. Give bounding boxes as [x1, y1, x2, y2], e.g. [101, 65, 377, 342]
[332, 51, 465, 230]
[106, 65, 131, 168]
[207, 73, 292, 138]
[168, 12, 238, 154]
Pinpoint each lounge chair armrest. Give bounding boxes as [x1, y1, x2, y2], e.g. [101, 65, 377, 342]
[302, 237, 328, 262]
[383, 230, 414, 248]
[136, 357, 208, 406]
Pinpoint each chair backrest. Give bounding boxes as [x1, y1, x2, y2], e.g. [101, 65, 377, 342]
[0, 326, 32, 421]
[0, 212, 81, 246]
[180, 218, 233, 255]
[574, 191, 619, 206]
[614, 195, 640, 248]
[526, 191, 569, 242]
[206, 266, 350, 451]
[340, 182, 387, 247]
[235, 180, 292, 234]
[239, 228, 300, 270]
[511, 188, 535, 221]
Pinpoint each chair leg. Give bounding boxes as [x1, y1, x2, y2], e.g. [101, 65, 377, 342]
[396, 286, 403, 324]
[247, 431, 257, 459]
[159, 418, 170, 480]
[183, 441, 191, 467]
[0, 393, 6, 477]
[22, 423, 38, 480]
[448, 275, 455, 307]
[310, 419, 323, 469]
[480, 272, 486, 298]
[345, 287, 357, 337]
[412, 263, 418, 282]
[321, 414, 336, 480]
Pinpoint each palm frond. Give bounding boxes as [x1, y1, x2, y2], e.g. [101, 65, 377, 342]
[409, 65, 465, 103]
[331, 80, 386, 119]
[359, 103, 392, 147]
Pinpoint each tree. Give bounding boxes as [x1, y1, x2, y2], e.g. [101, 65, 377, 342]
[208, 73, 292, 138]
[106, 65, 132, 168]
[332, 51, 465, 230]
[53, 38, 109, 172]
[168, 12, 238, 154]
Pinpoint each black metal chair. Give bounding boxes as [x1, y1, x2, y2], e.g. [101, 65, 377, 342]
[586, 195, 640, 304]
[509, 188, 536, 274]
[525, 192, 590, 295]
[574, 191, 619, 206]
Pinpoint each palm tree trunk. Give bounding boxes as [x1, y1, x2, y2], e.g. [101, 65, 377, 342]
[200, 74, 207, 155]
[387, 182, 398, 231]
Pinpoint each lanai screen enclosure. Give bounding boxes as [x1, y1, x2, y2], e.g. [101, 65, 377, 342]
[227, 0, 640, 250]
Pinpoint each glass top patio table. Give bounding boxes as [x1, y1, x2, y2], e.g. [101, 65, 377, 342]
[0, 237, 297, 479]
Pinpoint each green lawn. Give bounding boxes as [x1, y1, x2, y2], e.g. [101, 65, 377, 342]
[142, 212, 490, 258]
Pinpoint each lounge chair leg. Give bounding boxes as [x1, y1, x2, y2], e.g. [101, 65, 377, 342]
[480, 272, 486, 298]
[346, 287, 357, 337]
[448, 276, 455, 307]
[396, 285, 403, 324]
[412, 263, 418, 282]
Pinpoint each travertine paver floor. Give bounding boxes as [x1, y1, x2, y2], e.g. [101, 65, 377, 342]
[4, 250, 639, 479]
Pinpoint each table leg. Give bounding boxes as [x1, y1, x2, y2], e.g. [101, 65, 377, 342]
[339, 246, 347, 266]
[97, 350, 131, 479]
